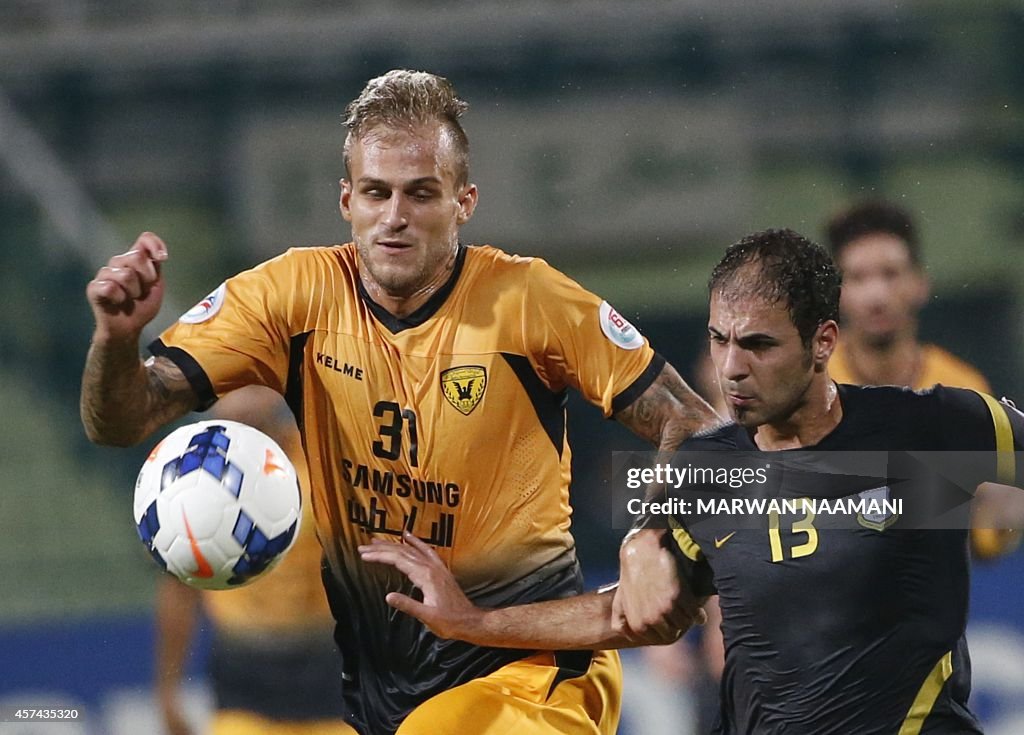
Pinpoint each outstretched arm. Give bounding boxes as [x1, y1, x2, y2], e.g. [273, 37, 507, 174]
[359, 532, 704, 650]
[81, 233, 198, 446]
[358, 361, 719, 650]
[611, 362, 723, 635]
[613, 360, 721, 453]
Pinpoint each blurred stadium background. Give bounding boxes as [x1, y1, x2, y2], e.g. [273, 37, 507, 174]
[1, 1, 1023, 732]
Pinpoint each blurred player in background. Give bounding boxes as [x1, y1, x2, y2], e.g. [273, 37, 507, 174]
[81, 69, 717, 734]
[825, 199, 1017, 559]
[825, 199, 990, 392]
[155, 386, 351, 735]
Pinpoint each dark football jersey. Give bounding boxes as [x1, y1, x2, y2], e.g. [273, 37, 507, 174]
[665, 384, 1024, 735]
[152, 243, 660, 734]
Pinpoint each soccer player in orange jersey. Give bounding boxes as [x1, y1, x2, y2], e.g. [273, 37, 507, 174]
[825, 200, 1016, 559]
[825, 200, 990, 393]
[81, 70, 717, 734]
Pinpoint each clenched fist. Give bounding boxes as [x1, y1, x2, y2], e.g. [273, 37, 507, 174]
[86, 232, 168, 341]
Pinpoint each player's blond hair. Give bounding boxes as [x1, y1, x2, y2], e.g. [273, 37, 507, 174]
[343, 69, 470, 186]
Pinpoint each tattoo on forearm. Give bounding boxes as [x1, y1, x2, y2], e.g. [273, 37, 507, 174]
[144, 356, 198, 424]
[616, 364, 721, 450]
[81, 345, 196, 445]
[617, 389, 662, 445]
[146, 357, 187, 401]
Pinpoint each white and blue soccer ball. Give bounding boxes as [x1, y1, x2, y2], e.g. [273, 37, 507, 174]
[133, 420, 302, 590]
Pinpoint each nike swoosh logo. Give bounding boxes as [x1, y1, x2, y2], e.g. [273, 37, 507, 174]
[263, 448, 286, 477]
[182, 509, 214, 578]
[714, 532, 736, 549]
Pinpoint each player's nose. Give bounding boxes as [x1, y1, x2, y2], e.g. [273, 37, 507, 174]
[861, 277, 891, 305]
[382, 195, 409, 230]
[720, 344, 749, 382]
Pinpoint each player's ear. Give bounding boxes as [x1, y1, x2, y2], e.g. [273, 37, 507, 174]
[455, 183, 478, 225]
[814, 320, 839, 370]
[340, 179, 353, 222]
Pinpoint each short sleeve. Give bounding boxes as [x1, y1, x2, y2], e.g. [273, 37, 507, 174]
[149, 250, 307, 409]
[935, 386, 1024, 485]
[521, 258, 661, 417]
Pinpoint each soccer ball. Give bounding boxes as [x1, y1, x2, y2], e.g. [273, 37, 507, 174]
[133, 420, 302, 590]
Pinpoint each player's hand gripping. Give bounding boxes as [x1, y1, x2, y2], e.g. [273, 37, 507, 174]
[612, 528, 707, 643]
[86, 232, 168, 341]
[359, 531, 484, 640]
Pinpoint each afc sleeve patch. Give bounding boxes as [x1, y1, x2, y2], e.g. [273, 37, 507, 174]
[599, 301, 645, 351]
[179, 282, 227, 324]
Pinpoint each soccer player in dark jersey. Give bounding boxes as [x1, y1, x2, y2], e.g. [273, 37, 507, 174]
[80, 70, 717, 735]
[360, 229, 1024, 734]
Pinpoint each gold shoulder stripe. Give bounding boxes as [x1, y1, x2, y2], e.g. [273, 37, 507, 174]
[973, 391, 1022, 557]
[975, 391, 1015, 484]
[898, 650, 953, 735]
[668, 516, 703, 561]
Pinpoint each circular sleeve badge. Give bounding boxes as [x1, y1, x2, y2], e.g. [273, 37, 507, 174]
[178, 282, 227, 324]
[599, 301, 645, 350]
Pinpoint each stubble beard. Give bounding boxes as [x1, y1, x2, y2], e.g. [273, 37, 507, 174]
[353, 234, 421, 298]
[355, 234, 459, 299]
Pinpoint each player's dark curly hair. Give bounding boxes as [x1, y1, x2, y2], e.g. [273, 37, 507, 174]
[825, 200, 920, 265]
[343, 69, 470, 187]
[708, 229, 842, 346]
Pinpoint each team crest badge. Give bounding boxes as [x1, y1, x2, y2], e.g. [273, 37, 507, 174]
[441, 366, 487, 415]
[856, 486, 899, 531]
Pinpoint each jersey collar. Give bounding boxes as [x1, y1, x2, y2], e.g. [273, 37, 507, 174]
[357, 244, 467, 334]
